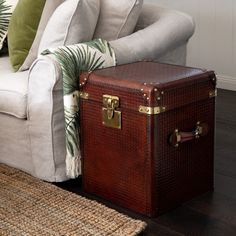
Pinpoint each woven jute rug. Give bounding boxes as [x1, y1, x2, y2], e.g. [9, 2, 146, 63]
[0, 164, 147, 236]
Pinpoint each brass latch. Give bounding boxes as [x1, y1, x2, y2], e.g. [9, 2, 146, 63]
[102, 95, 121, 129]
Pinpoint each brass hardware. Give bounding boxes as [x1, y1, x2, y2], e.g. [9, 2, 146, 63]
[174, 129, 181, 141]
[102, 95, 121, 129]
[79, 92, 89, 99]
[139, 105, 166, 115]
[209, 89, 217, 98]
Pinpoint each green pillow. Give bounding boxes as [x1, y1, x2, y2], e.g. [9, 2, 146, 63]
[8, 0, 46, 71]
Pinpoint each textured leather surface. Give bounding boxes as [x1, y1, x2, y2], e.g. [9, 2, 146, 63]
[81, 62, 215, 112]
[92, 62, 207, 84]
[81, 62, 216, 216]
[155, 99, 214, 215]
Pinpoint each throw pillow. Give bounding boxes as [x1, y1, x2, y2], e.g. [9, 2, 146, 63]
[19, 0, 65, 71]
[38, 0, 100, 55]
[0, 0, 18, 51]
[93, 0, 143, 41]
[8, 0, 46, 71]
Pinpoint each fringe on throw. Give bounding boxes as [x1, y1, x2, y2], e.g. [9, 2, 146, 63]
[66, 155, 81, 179]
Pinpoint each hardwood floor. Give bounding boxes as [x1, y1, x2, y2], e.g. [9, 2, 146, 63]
[56, 89, 236, 236]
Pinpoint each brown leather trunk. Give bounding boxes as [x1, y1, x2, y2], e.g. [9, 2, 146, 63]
[80, 62, 216, 217]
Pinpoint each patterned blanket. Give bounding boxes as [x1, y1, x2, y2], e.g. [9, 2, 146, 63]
[43, 39, 116, 178]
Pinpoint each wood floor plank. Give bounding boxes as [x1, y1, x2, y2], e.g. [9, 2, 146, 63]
[185, 192, 236, 226]
[215, 122, 236, 178]
[154, 206, 236, 236]
[216, 89, 236, 124]
[141, 222, 185, 236]
[214, 173, 236, 200]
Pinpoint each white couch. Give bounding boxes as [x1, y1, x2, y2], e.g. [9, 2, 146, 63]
[0, 3, 195, 181]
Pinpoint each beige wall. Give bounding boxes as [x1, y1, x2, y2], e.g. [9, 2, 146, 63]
[146, 0, 236, 90]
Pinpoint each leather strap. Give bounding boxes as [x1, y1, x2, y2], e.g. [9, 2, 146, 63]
[169, 122, 209, 147]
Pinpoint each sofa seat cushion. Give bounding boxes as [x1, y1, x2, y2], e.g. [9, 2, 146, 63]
[0, 56, 28, 118]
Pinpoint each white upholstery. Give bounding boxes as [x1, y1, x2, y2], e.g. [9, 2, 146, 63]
[110, 4, 195, 65]
[27, 56, 68, 182]
[0, 56, 28, 118]
[94, 0, 143, 40]
[0, 3, 195, 181]
[38, 0, 100, 54]
[20, 0, 65, 71]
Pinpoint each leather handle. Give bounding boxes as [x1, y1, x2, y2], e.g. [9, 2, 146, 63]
[169, 122, 209, 147]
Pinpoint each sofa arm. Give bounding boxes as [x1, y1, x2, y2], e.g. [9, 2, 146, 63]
[27, 55, 67, 181]
[27, 54, 64, 123]
[109, 3, 195, 65]
[27, 38, 116, 180]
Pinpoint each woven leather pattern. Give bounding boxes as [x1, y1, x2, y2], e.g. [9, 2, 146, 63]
[155, 99, 215, 215]
[81, 62, 215, 216]
[81, 99, 151, 215]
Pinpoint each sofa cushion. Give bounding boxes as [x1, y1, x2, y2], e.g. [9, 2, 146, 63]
[0, 56, 28, 118]
[93, 0, 143, 40]
[8, 0, 46, 71]
[19, 0, 65, 71]
[38, 0, 100, 55]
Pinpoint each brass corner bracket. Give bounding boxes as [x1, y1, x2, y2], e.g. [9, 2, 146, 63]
[209, 89, 217, 98]
[79, 92, 89, 99]
[139, 105, 166, 115]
